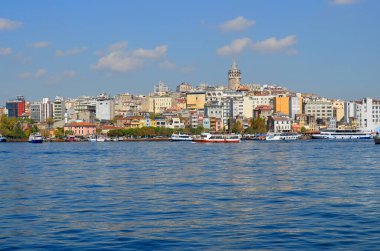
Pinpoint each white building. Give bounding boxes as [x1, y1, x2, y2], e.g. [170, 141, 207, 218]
[96, 93, 115, 121]
[154, 81, 170, 94]
[268, 114, 292, 133]
[30, 98, 53, 123]
[53, 96, 66, 122]
[357, 98, 380, 131]
[344, 101, 359, 125]
[289, 94, 302, 120]
[242, 95, 274, 119]
[304, 100, 333, 121]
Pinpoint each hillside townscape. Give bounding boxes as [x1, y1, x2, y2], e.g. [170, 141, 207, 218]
[1, 59, 379, 140]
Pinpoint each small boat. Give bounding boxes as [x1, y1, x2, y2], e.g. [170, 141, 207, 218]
[375, 133, 380, 144]
[311, 129, 372, 140]
[88, 136, 97, 142]
[171, 133, 193, 141]
[192, 133, 241, 143]
[96, 136, 106, 142]
[266, 132, 301, 141]
[0, 135, 6, 142]
[29, 133, 43, 143]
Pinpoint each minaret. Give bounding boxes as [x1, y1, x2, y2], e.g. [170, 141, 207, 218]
[228, 58, 241, 90]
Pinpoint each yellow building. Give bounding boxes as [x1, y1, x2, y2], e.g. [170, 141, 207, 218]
[274, 94, 290, 116]
[333, 100, 344, 122]
[186, 92, 206, 110]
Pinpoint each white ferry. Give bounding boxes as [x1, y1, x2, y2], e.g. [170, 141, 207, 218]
[266, 132, 301, 141]
[311, 129, 372, 140]
[171, 133, 193, 141]
[29, 133, 43, 143]
[192, 133, 241, 143]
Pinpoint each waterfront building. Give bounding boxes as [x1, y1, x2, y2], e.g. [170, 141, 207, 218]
[30, 98, 53, 123]
[274, 94, 290, 116]
[253, 105, 273, 122]
[304, 99, 333, 122]
[343, 101, 360, 126]
[53, 96, 66, 122]
[228, 59, 241, 90]
[186, 92, 206, 110]
[356, 98, 380, 131]
[294, 114, 317, 132]
[96, 93, 115, 121]
[5, 96, 26, 118]
[289, 93, 303, 120]
[333, 100, 345, 123]
[267, 113, 292, 133]
[167, 118, 185, 129]
[64, 122, 96, 137]
[242, 94, 275, 119]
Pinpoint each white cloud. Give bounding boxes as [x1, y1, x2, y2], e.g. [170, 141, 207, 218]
[56, 47, 87, 56]
[92, 51, 144, 72]
[0, 18, 22, 31]
[18, 68, 47, 79]
[30, 41, 51, 48]
[252, 35, 297, 53]
[0, 47, 12, 55]
[220, 16, 255, 32]
[160, 60, 176, 70]
[330, 0, 359, 5]
[108, 41, 128, 52]
[216, 38, 252, 56]
[35, 68, 47, 77]
[133, 45, 168, 59]
[92, 42, 168, 72]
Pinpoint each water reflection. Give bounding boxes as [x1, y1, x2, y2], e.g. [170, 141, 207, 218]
[1, 140, 380, 249]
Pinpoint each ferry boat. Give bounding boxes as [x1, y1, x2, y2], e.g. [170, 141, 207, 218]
[192, 133, 241, 143]
[29, 133, 43, 143]
[375, 133, 380, 144]
[311, 129, 372, 140]
[171, 133, 193, 141]
[0, 135, 6, 142]
[266, 132, 301, 141]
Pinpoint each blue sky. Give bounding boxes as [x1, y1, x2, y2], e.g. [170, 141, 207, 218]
[0, 0, 379, 104]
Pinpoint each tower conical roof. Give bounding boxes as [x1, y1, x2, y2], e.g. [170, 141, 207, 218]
[231, 58, 238, 70]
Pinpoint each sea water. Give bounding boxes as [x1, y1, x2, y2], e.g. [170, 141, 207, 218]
[1, 140, 380, 250]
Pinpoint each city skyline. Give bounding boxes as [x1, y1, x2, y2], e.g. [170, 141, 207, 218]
[1, 0, 380, 104]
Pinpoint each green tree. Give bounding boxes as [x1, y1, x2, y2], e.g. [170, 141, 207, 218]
[55, 127, 65, 138]
[231, 121, 243, 134]
[301, 126, 307, 133]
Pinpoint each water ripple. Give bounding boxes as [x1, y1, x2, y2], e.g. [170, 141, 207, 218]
[1, 140, 380, 249]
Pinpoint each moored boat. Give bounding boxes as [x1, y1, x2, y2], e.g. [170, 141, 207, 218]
[311, 129, 372, 140]
[375, 133, 380, 144]
[266, 132, 301, 141]
[0, 135, 6, 142]
[29, 133, 43, 143]
[192, 133, 241, 143]
[171, 133, 193, 141]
